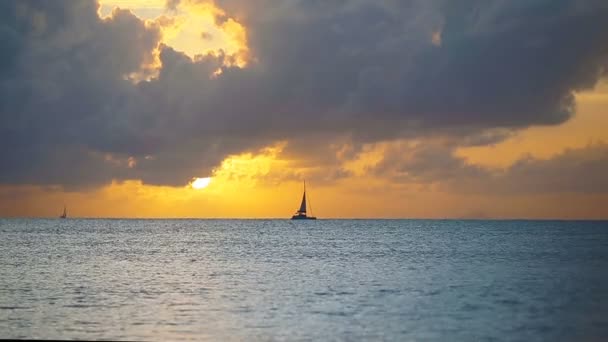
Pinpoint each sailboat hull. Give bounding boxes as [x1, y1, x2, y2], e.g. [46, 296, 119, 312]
[291, 215, 316, 220]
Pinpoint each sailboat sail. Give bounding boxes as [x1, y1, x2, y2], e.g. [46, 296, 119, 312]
[298, 192, 307, 213]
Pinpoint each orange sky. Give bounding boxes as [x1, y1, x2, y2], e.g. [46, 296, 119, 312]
[1, 1, 607, 219]
[3, 91, 608, 219]
[456, 82, 608, 168]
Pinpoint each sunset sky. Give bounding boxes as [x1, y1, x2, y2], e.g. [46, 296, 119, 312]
[1, 0, 607, 218]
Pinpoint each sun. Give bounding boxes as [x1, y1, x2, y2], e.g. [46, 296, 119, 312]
[191, 177, 212, 189]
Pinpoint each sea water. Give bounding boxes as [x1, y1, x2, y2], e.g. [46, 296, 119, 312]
[1, 219, 607, 341]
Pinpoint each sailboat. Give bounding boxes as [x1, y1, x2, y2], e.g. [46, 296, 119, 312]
[59, 205, 67, 219]
[291, 181, 317, 220]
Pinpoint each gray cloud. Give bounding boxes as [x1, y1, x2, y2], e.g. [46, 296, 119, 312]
[486, 143, 608, 195]
[1, 0, 608, 189]
[214, 0, 608, 130]
[0, 1, 162, 187]
[373, 142, 608, 195]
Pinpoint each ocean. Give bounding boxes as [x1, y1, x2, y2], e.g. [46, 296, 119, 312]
[1, 219, 607, 341]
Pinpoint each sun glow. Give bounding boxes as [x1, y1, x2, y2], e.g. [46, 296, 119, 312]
[98, 0, 250, 69]
[191, 177, 212, 189]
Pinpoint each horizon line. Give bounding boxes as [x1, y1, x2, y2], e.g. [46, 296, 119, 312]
[0, 216, 607, 221]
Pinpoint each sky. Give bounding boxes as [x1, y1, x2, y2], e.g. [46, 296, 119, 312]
[1, 0, 608, 219]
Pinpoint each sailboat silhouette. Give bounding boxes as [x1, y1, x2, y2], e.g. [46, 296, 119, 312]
[291, 181, 317, 220]
[59, 205, 67, 219]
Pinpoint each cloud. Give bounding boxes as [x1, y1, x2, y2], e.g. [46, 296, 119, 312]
[1, 0, 608, 189]
[200, 31, 213, 40]
[372, 141, 608, 195]
[0, 1, 163, 186]
[484, 143, 608, 195]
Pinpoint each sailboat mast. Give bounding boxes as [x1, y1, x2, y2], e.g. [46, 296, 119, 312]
[304, 180, 313, 216]
[304, 180, 307, 213]
[304, 179, 308, 214]
[308, 191, 313, 217]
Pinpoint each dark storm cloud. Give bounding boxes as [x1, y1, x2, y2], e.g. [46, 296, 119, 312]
[213, 0, 608, 130]
[1, 0, 608, 189]
[0, 1, 162, 187]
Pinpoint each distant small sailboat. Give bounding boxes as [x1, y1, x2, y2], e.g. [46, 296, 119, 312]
[59, 205, 67, 219]
[291, 181, 317, 220]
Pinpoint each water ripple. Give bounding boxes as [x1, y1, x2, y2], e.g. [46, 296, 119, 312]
[0, 218, 607, 341]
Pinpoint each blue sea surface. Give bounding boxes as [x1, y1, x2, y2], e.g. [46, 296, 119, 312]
[0, 219, 607, 341]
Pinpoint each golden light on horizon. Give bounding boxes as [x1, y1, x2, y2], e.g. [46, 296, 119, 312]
[191, 177, 212, 189]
